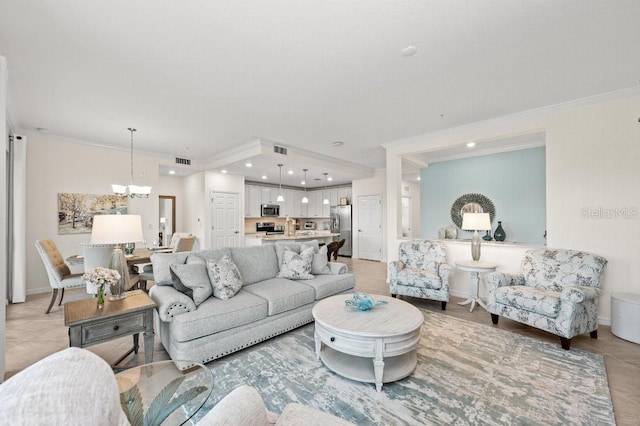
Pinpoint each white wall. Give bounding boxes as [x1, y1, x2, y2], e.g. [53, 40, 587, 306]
[401, 180, 421, 238]
[352, 169, 387, 261]
[25, 132, 188, 295]
[386, 90, 640, 323]
[182, 172, 207, 249]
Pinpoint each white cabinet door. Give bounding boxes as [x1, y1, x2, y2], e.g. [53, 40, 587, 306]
[261, 187, 273, 204]
[338, 187, 352, 205]
[328, 188, 339, 207]
[245, 185, 262, 218]
[277, 188, 288, 217]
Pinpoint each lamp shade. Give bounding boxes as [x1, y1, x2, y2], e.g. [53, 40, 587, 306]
[91, 214, 144, 244]
[461, 213, 491, 231]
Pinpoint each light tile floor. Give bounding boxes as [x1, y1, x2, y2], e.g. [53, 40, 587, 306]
[4, 257, 639, 424]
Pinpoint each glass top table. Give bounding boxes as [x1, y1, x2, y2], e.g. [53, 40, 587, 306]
[116, 360, 213, 426]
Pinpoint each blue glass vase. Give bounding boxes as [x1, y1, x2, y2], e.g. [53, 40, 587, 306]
[494, 221, 506, 242]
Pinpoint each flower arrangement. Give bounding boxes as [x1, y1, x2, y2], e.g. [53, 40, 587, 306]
[83, 267, 121, 307]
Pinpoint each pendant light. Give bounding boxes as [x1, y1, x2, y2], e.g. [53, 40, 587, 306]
[112, 128, 152, 198]
[276, 164, 285, 202]
[322, 172, 330, 205]
[301, 169, 309, 204]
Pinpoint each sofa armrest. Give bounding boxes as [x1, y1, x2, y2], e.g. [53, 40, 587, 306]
[486, 272, 525, 293]
[148, 285, 196, 322]
[560, 285, 600, 304]
[387, 260, 405, 280]
[196, 385, 270, 426]
[438, 263, 454, 287]
[328, 262, 348, 274]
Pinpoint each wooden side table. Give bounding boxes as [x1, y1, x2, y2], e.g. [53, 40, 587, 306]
[456, 260, 498, 313]
[64, 290, 157, 365]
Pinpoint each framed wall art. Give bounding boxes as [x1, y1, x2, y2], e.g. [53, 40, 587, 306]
[57, 193, 128, 234]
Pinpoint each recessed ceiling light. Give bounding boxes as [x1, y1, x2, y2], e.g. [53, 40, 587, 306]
[261, 175, 267, 179]
[401, 46, 418, 57]
[168, 170, 176, 175]
[36, 127, 49, 133]
[466, 142, 476, 148]
[245, 162, 252, 167]
[301, 179, 306, 185]
[417, 176, 421, 181]
[327, 177, 333, 181]
[221, 169, 227, 173]
[287, 170, 294, 175]
[331, 141, 344, 147]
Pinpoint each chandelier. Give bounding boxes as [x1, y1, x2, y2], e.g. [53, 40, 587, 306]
[112, 127, 152, 198]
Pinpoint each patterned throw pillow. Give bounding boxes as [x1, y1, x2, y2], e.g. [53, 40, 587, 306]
[277, 247, 314, 280]
[169, 263, 212, 306]
[207, 255, 243, 300]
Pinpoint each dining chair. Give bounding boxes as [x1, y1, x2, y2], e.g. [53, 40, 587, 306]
[35, 239, 85, 314]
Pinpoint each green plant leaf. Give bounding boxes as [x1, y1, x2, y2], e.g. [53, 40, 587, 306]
[146, 386, 208, 426]
[143, 376, 186, 426]
[120, 385, 144, 426]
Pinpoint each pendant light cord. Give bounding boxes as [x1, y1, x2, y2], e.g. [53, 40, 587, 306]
[128, 127, 137, 185]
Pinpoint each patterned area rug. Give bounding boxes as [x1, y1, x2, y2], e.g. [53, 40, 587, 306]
[197, 311, 615, 425]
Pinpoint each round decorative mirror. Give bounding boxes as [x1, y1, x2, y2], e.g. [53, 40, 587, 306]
[450, 193, 496, 228]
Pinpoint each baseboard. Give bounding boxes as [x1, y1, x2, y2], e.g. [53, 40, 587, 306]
[26, 287, 51, 296]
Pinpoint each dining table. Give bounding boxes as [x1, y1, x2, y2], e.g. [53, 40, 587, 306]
[66, 247, 173, 266]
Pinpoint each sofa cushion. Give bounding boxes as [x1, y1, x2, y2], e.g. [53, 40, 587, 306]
[396, 269, 442, 289]
[169, 263, 212, 306]
[311, 245, 331, 275]
[243, 278, 315, 316]
[151, 252, 190, 285]
[171, 290, 269, 341]
[230, 245, 279, 285]
[300, 239, 320, 253]
[277, 247, 314, 280]
[296, 274, 355, 300]
[494, 285, 562, 317]
[197, 385, 271, 426]
[207, 255, 243, 300]
[189, 248, 233, 265]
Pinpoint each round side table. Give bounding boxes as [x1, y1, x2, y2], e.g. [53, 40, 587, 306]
[455, 260, 498, 312]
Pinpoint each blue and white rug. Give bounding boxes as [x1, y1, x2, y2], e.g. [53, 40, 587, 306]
[197, 311, 615, 425]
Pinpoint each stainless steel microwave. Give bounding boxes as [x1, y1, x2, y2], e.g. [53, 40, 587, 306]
[261, 204, 280, 217]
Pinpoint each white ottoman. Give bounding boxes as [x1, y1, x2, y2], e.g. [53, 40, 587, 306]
[611, 292, 640, 344]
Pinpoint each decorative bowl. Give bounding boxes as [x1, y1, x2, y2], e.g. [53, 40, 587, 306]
[344, 292, 388, 311]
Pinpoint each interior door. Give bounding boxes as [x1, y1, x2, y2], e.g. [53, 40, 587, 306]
[211, 192, 240, 249]
[358, 194, 382, 261]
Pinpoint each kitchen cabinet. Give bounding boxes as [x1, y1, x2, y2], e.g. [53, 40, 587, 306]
[328, 188, 339, 207]
[338, 187, 352, 205]
[292, 190, 308, 217]
[261, 187, 274, 204]
[245, 185, 262, 218]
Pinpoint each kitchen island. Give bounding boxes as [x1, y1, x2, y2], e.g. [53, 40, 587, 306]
[245, 232, 341, 247]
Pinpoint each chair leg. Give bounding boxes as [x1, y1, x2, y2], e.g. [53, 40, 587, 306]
[441, 301, 447, 310]
[45, 289, 59, 314]
[590, 330, 598, 339]
[58, 288, 65, 306]
[491, 314, 499, 325]
[560, 337, 571, 350]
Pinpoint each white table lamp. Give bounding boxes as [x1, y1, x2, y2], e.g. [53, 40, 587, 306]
[91, 214, 144, 299]
[461, 213, 492, 262]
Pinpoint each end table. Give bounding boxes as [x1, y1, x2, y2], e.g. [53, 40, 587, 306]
[455, 260, 498, 312]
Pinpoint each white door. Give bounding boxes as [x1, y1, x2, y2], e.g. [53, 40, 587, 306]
[211, 192, 240, 249]
[401, 196, 413, 238]
[358, 194, 382, 261]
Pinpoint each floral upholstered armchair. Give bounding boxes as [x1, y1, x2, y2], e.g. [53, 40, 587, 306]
[388, 240, 454, 310]
[486, 249, 607, 350]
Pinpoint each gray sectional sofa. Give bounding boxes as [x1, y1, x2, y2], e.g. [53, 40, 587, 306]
[148, 241, 355, 365]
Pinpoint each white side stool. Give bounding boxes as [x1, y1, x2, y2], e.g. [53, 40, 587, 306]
[611, 292, 640, 344]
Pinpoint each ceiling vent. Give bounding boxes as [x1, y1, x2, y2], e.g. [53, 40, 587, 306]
[273, 145, 288, 155]
[175, 157, 192, 166]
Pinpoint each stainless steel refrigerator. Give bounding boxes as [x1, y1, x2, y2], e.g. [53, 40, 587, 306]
[330, 205, 352, 257]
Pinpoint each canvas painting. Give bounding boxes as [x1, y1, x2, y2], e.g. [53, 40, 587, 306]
[57, 193, 128, 234]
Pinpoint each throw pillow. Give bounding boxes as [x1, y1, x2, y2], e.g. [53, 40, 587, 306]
[207, 255, 243, 300]
[277, 247, 314, 280]
[169, 263, 212, 306]
[150, 252, 190, 286]
[311, 245, 331, 275]
[300, 239, 320, 254]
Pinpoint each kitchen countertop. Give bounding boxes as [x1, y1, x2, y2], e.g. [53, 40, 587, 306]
[250, 232, 339, 240]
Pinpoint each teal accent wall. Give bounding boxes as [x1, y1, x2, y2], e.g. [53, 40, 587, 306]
[420, 147, 546, 244]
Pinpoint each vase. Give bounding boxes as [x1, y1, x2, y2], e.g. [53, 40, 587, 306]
[124, 242, 135, 255]
[482, 230, 493, 241]
[494, 221, 506, 242]
[97, 286, 105, 308]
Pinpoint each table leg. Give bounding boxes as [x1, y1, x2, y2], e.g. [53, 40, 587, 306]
[68, 326, 81, 348]
[373, 340, 384, 392]
[314, 329, 321, 359]
[133, 333, 139, 354]
[144, 309, 154, 364]
[458, 272, 481, 312]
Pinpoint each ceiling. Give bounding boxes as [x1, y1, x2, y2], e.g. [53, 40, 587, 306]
[1, 1, 639, 188]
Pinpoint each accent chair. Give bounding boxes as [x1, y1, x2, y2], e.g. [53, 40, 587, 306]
[486, 248, 607, 350]
[35, 239, 85, 314]
[80, 243, 114, 294]
[388, 240, 453, 310]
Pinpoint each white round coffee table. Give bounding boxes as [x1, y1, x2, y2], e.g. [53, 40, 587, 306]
[312, 294, 423, 392]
